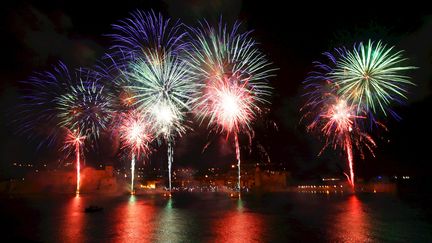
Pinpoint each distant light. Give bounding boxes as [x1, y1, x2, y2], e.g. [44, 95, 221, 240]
[231, 165, 235, 168]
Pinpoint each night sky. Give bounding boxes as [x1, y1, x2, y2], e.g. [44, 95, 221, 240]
[1, 1, 431, 180]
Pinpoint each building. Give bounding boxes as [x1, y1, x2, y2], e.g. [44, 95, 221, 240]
[2, 166, 119, 194]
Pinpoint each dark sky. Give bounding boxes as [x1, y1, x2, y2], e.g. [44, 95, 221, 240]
[1, 1, 431, 180]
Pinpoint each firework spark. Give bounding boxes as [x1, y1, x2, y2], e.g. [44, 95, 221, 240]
[109, 10, 188, 58]
[189, 21, 275, 192]
[331, 40, 416, 118]
[18, 62, 73, 148]
[94, 52, 137, 111]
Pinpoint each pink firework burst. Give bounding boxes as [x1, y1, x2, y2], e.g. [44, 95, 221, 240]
[119, 111, 153, 157]
[196, 76, 258, 136]
[195, 75, 263, 193]
[307, 96, 376, 188]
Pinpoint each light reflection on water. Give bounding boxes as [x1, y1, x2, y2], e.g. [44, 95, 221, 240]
[156, 198, 185, 242]
[112, 195, 157, 242]
[212, 198, 265, 243]
[1, 193, 431, 242]
[62, 195, 84, 243]
[331, 195, 371, 242]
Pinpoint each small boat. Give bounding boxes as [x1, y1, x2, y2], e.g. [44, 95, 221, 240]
[85, 205, 103, 213]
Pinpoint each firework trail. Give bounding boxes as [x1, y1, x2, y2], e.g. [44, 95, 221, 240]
[64, 129, 85, 194]
[118, 111, 154, 194]
[188, 20, 275, 193]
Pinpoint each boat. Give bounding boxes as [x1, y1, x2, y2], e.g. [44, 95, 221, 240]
[85, 205, 103, 213]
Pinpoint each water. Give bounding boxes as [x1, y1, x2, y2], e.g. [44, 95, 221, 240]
[1, 193, 431, 242]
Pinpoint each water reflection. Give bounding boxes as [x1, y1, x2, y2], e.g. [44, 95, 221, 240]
[113, 195, 157, 242]
[213, 198, 265, 243]
[155, 198, 187, 242]
[3, 193, 429, 242]
[331, 195, 372, 242]
[62, 195, 84, 243]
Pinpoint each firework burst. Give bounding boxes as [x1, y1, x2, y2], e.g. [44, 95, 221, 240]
[110, 10, 196, 193]
[189, 21, 275, 192]
[127, 50, 198, 138]
[195, 76, 257, 136]
[118, 111, 154, 194]
[331, 40, 416, 118]
[18, 62, 104, 194]
[318, 97, 376, 187]
[302, 58, 376, 188]
[119, 111, 153, 156]
[54, 67, 114, 194]
[56, 69, 115, 143]
[187, 20, 275, 89]
[126, 50, 199, 192]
